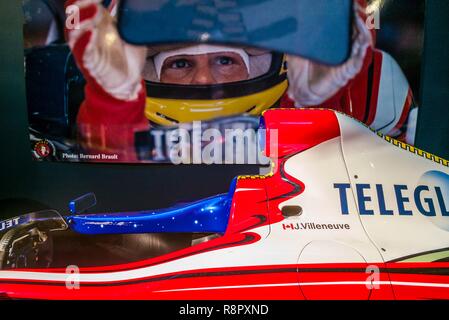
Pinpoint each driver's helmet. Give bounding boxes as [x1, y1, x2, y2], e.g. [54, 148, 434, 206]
[142, 44, 288, 126]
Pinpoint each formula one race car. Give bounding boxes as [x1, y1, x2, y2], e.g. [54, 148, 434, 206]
[1, 109, 449, 300]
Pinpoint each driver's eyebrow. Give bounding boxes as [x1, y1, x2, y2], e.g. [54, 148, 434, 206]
[163, 55, 192, 61]
[163, 52, 239, 61]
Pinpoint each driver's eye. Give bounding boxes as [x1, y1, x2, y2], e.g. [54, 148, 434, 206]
[216, 56, 234, 65]
[170, 59, 191, 69]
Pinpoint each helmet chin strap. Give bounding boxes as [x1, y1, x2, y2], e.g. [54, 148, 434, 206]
[153, 44, 250, 80]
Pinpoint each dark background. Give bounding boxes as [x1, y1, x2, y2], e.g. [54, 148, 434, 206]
[1, 0, 449, 217]
[375, 0, 425, 104]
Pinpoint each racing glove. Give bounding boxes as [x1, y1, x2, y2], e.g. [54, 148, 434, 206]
[286, 1, 372, 107]
[65, 0, 148, 161]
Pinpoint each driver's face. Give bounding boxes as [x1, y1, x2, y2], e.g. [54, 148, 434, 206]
[160, 52, 249, 85]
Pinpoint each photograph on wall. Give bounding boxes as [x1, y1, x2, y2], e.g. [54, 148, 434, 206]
[23, 0, 422, 164]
